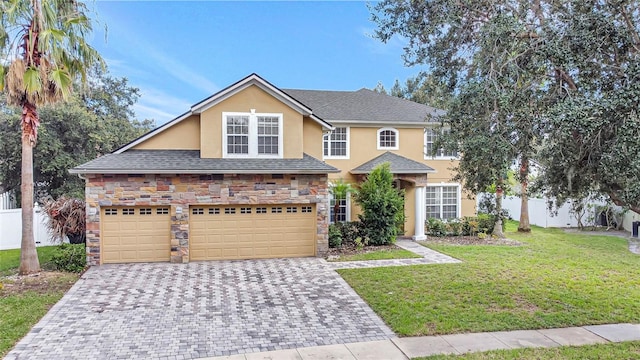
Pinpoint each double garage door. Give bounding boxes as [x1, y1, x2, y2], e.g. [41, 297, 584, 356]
[190, 204, 316, 260]
[101, 204, 316, 263]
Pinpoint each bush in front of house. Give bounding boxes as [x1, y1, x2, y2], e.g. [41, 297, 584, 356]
[335, 221, 363, 246]
[329, 224, 343, 248]
[426, 215, 504, 237]
[427, 218, 447, 237]
[50, 243, 86, 273]
[330, 221, 367, 248]
[354, 163, 404, 245]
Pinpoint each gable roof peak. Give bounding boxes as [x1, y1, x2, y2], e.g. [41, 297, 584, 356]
[114, 74, 333, 154]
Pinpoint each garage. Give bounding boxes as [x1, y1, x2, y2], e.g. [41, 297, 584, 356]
[101, 207, 171, 263]
[189, 204, 316, 261]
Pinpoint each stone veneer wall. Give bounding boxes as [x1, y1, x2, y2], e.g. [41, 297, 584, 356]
[85, 173, 330, 265]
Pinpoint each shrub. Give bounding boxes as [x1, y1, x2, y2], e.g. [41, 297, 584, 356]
[426, 218, 447, 237]
[328, 224, 343, 248]
[50, 244, 86, 273]
[335, 221, 362, 246]
[461, 217, 481, 236]
[42, 197, 86, 244]
[477, 213, 496, 234]
[354, 237, 368, 251]
[447, 219, 462, 236]
[353, 163, 404, 245]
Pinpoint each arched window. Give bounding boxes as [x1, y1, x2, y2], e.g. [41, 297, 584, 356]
[377, 128, 399, 150]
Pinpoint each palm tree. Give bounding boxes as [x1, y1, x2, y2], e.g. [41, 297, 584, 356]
[0, 0, 103, 274]
[330, 179, 352, 224]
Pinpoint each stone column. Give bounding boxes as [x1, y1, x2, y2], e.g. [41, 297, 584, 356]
[413, 186, 427, 240]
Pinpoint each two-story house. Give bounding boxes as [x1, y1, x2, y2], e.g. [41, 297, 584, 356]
[71, 74, 474, 266]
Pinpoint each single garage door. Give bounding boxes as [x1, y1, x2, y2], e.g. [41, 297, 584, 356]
[101, 207, 171, 263]
[190, 204, 316, 261]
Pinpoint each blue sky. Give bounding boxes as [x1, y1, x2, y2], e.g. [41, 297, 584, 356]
[89, 1, 420, 124]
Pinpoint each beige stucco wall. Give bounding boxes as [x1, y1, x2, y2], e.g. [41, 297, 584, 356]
[325, 126, 476, 233]
[199, 85, 305, 159]
[133, 115, 201, 150]
[302, 118, 324, 160]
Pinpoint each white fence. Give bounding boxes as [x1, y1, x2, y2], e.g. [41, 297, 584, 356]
[481, 194, 604, 228]
[623, 210, 640, 234]
[0, 205, 59, 250]
[0, 190, 17, 210]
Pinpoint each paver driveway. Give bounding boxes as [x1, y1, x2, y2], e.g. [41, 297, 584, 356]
[6, 258, 394, 360]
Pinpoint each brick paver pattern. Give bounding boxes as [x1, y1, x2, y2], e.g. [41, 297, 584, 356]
[6, 259, 395, 360]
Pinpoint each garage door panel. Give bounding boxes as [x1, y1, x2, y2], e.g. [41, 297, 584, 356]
[190, 205, 315, 261]
[101, 207, 170, 264]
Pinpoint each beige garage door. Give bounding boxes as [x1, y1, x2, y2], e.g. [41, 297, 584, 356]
[190, 204, 316, 261]
[101, 207, 171, 263]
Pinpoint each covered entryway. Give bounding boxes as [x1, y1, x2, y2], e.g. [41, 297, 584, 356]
[189, 204, 316, 260]
[101, 207, 171, 263]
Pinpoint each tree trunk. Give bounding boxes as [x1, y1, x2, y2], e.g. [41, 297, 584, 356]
[493, 183, 505, 238]
[19, 103, 41, 275]
[518, 157, 531, 232]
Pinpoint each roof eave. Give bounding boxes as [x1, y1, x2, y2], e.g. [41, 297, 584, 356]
[70, 168, 341, 175]
[327, 120, 443, 127]
[350, 170, 437, 175]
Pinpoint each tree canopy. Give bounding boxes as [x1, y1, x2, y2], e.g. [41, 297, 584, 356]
[370, 0, 640, 215]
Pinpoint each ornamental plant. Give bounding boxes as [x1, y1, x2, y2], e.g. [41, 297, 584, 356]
[353, 163, 404, 245]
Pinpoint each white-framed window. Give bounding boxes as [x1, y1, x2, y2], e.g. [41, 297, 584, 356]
[425, 184, 461, 220]
[323, 127, 349, 159]
[424, 128, 458, 159]
[222, 111, 283, 158]
[329, 192, 351, 223]
[377, 127, 399, 150]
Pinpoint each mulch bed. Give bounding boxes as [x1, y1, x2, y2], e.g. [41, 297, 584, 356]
[422, 235, 523, 246]
[0, 271, 78, 296]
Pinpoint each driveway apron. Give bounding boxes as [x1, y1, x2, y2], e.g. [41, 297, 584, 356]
[5, 258, 394, 360]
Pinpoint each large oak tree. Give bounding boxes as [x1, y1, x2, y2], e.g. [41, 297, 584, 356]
[370, 0, 640, 225]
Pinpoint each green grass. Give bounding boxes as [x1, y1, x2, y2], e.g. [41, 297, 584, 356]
[338, 221, 640, 336]
[416, 341, 640, 359]
[0, 246, 59, 275]
[329, 248, 423, 262]
[0, 246, 78, 356]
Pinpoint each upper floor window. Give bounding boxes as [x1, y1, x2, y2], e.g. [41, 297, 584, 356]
[223, 111, 283, 158]
[424, 128, 458, 159]
[323, 127, 349, 159]
[377, 128, 399, 150]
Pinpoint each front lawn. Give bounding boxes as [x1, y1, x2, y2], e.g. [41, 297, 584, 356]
[328, 248, 422, 262]
[0, 247, 79, 356]
[338, 221, 640, 336]
[417, 341, 640, 359]
[0, 246, 59, 275]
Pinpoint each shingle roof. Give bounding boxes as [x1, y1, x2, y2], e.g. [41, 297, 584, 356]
[69, 150, 340, 174]
[282, 88, 444, 123]
[351, 152, 436, 174]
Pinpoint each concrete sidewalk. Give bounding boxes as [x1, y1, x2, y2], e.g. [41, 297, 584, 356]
[202, 323, 640, 360]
